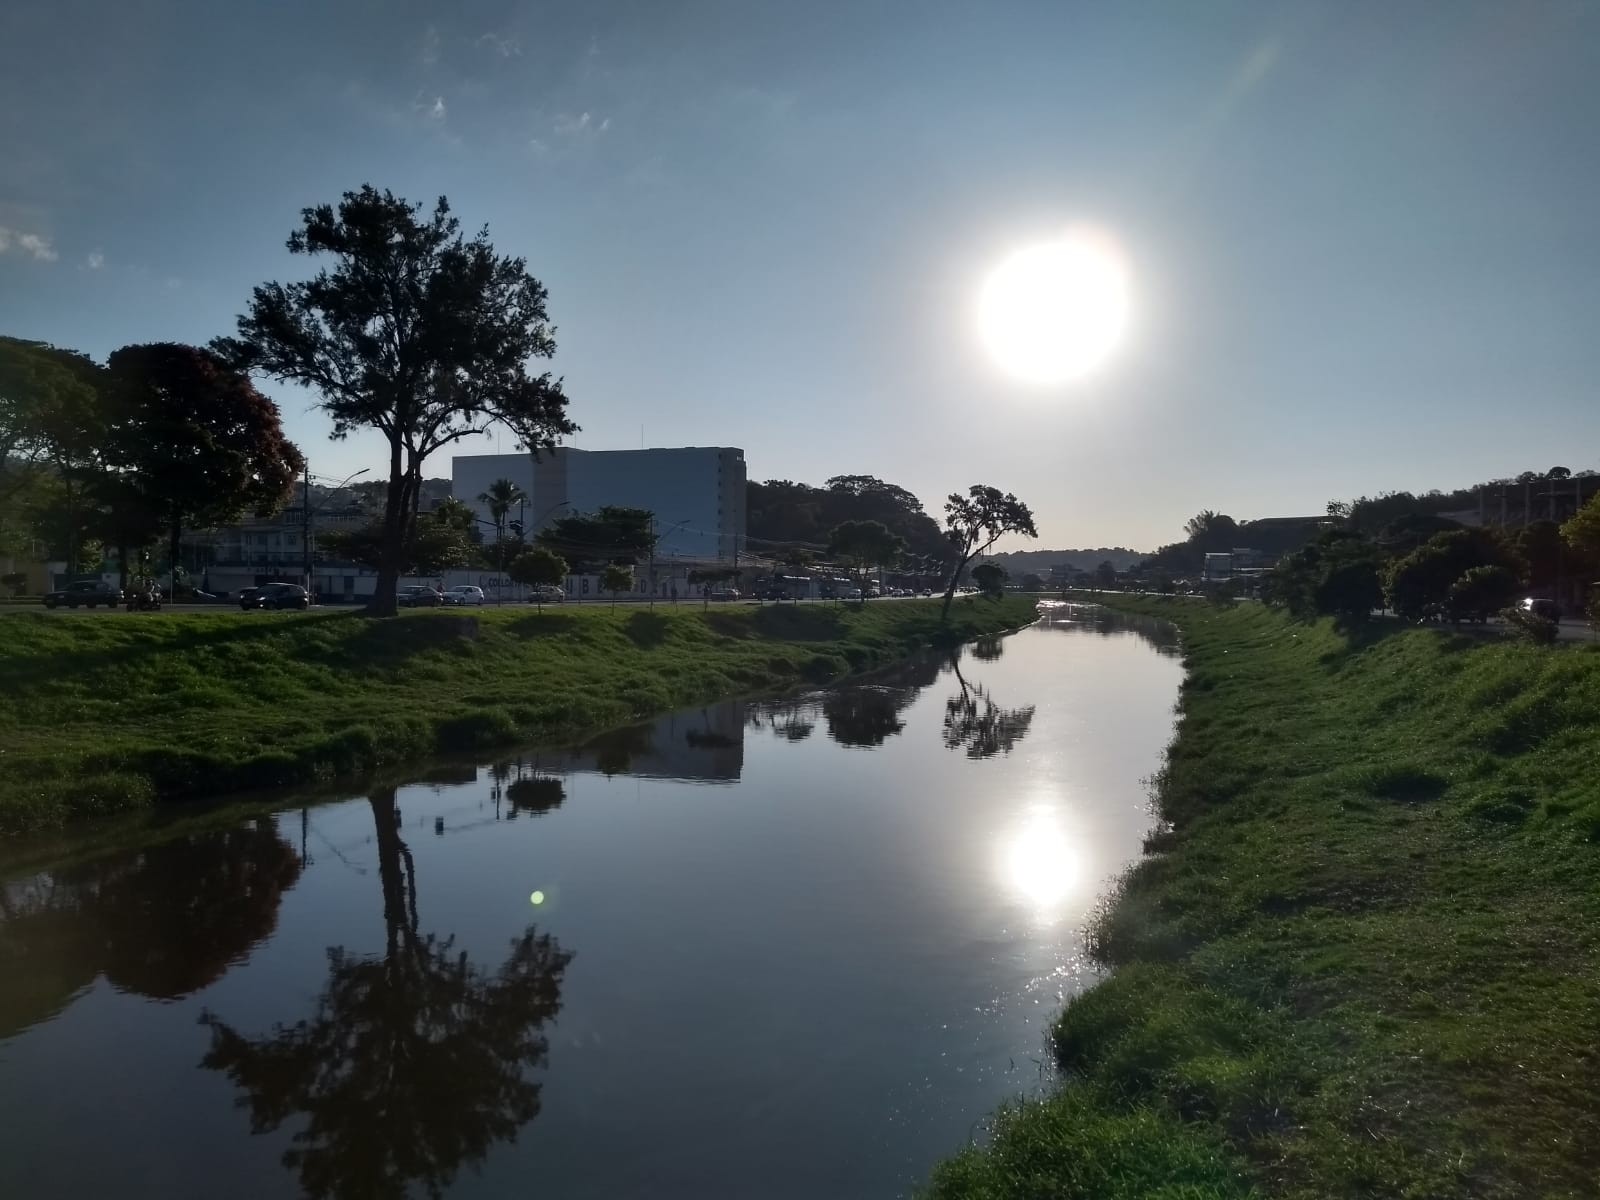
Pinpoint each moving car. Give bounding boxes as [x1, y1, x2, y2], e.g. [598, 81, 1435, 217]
[237, 587, 261, 610]
[529, 584, 565, 604]
[707, 588, 741, 601]
[398, 585, 444, 607]
[442, 585, 485, 606]
[245, 582, 310, 610]
[43, 580, 123, 609]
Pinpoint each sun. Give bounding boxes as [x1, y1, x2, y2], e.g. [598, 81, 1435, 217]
[976, 230, 1132, 384]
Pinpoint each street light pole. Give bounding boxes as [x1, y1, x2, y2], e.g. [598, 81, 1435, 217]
[303, 466, 370, 600]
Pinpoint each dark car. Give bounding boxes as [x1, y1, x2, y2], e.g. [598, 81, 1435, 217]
[244, 583, 310, 611]
[43, 580, 123, 609]
[237, 587, 261, 611]
[398, 585, 444, 607]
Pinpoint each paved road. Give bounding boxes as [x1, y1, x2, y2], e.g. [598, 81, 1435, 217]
[8, 594, 942, 616]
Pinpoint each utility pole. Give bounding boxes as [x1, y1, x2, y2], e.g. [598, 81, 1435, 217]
[302, 465, 313, 595]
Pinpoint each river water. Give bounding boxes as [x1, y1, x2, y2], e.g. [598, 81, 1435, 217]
[0, 603, 1182, 1199]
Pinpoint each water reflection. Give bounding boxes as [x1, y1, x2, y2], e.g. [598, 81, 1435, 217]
[1036, 601, 1182, 656]
[998, 807, 1079, 920]
[0, 820, 301, 1036]
[198, 788, 571, 1200]
[943, 658, 1036, 759]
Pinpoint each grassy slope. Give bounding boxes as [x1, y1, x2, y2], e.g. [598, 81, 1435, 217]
[927, 599, 1600, 1200]
[0, 596, 1035, 835]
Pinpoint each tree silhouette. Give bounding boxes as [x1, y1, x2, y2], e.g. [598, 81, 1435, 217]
[0, 820, 302, 1037]
[941, 485, 1037, 620]
[216, 186, 577, 616]
[505, 775, 565, 817]
[199, 789, 571, 1200]
[105, 342, 303, 589]
[943, 659, 1035, 759]
[818, 654, 945, 748]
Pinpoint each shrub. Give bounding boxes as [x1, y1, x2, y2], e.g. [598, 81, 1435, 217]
[1501, 604, 1558, 644]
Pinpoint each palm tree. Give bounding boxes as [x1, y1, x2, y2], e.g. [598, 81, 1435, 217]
[476, 479, 527, 544]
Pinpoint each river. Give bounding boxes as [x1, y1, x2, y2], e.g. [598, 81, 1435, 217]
[0, 603, 1182, 1199]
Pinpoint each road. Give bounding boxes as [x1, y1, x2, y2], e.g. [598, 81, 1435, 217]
[7, 594, 942, 616]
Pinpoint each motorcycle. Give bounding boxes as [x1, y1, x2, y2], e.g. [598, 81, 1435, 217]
[125, 585, 163, 612]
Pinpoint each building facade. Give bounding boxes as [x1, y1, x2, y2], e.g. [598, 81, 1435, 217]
[452, 446, 747, 564]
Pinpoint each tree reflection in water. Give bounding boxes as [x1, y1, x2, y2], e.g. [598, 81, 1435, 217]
[943, 658, 1036, 759]
[198, 788, 572, 1200]
[0, 819, 302, 1035]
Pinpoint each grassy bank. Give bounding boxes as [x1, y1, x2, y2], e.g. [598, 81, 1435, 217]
[0, 596, 1036, 835]
[928, 599, 1600, 1200]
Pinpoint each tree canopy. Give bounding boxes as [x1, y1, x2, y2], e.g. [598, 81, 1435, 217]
[941, 485, 1037, 619]
[747, 474, 947, 561]
[105, 343, 302, 587]
[215, 185, 576, 615]
[536, 506, 654, 574]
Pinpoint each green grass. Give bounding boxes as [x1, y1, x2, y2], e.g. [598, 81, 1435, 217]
[0, 596, 1036, 835]
[925, 599, 1600, 1200]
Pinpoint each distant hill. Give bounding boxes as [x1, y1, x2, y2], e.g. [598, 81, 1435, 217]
[979, 548, 1148, 577]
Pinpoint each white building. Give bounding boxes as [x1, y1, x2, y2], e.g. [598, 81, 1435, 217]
[452, 446, 747, 564]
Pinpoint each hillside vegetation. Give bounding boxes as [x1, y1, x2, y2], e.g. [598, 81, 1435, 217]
[927, 599, 1600, 1200]
[0, 596, 1035, 835]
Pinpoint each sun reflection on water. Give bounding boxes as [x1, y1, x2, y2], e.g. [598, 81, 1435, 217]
[998, 806, 1080, 921]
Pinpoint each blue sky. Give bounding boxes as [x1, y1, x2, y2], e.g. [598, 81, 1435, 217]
[3, 0, 1598, 549]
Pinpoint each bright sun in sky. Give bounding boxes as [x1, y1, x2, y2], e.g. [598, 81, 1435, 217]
[976, 230, 1132, 385]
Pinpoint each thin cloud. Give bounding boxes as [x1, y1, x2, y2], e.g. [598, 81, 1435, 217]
[0, 226, 57, 261]
[477, 32, 520, 58]
[415, 93, 447, 124]
[85, 250, 105, 270]
[553, 111, 609, 137]
[421, 25, 440, 67]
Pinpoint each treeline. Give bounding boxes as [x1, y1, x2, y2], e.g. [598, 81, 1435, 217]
[746, 475, 949, 562]
[1138, 466, 1599, 581]
[0, 337, 303, 587]
[1269, 493, 1600, 637]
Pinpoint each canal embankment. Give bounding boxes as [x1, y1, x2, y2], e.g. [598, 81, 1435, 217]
[0, 596, 1037, 835]
[927, 598, 1600, 1200]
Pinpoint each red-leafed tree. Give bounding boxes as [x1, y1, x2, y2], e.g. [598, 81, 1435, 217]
[105, 343, 303, 587]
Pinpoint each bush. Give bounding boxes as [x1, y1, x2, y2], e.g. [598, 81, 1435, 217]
[1501, 604, 1558, 644]
[1446, 565, 1520, 623]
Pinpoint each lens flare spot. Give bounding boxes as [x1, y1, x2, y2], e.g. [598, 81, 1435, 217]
[529, 890, 546, 906]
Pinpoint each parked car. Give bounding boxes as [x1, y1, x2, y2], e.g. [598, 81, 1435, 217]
[1521, 597, 1562, 621]
[919, 588, 933, 597]
[244, 582, 310, 610]
[442, 585, 485, 606]
[529, 585, 565, 604]
[43, 580, 123, 609]
[398, 585, 444, 607]
[845, 588, 863, 600]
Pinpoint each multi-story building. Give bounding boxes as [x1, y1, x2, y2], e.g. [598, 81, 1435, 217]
[452, 446, 747, 564]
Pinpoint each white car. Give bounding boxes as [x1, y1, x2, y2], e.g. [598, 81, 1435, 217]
[442, 585, 485, 606]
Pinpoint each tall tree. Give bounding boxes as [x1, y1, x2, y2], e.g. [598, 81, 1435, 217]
[215, 185, 577, 616]
[0, 338, 112, 575]
[941, 486, 1038, 620]
[105, 343, 303, 589]
[477, 478, 526, 544]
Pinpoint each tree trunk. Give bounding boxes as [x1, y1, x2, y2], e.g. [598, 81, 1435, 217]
[369, 439, 405, 617]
